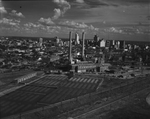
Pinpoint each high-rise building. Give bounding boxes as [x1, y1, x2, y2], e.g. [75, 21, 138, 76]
[105, 40, 110, 47]
[114, 41, 119, 49]
[94, 35, 100, 46]
[55, 37, 60, 44]
[94, 35, 99, 42]
[100, 39, 106, 47]
[119, 41, 125, 49]
[117, 41, 120, 49]
[112, 40, 115, 46]
[39, 37, 43, 47]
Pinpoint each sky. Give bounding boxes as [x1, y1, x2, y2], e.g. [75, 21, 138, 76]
[0, 0, 150, 41]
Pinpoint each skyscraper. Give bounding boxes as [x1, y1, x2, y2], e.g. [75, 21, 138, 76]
[55, 37, 60, 44]
[39, 37, 43, 47]
[94, 35, 99, 42]
[100, 39, 106, 47]
[94, 34, 100, 46]
[119, 41, 125, 49]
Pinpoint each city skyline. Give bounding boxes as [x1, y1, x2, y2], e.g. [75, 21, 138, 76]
[0, 0, 150, 41]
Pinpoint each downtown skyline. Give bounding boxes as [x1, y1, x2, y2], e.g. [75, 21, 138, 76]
[0, 0, 150, 41]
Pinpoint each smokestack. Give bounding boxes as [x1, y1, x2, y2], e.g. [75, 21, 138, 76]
[82, 32, 85, 59]
[69, 31, 72, 63]
[75, 33, 79, 45]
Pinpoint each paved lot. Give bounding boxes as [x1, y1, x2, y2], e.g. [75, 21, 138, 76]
[0, 74, 102, 118]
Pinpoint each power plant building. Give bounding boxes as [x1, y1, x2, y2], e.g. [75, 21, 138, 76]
[71, 61, 97, 73]
[67, 31, 100, 73]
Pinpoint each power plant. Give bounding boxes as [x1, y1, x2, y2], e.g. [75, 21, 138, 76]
[75, 33, 80, 45]
[68, 31, 99, 73]
[81, 32, 85, 60]
[68, 31, 72, 63]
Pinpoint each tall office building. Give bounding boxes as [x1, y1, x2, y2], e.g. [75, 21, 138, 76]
[119, 41, 125, 49]
[112, 40, 115, 46]
[94, 35, 100, 46]
[100, 39, 106, 47]
[114, 41, 119, 49]
[105, 40, 110, 47]
[56, 37, 60, 44]
[94, 35, 99, 42]
[39, 38, 43, 47]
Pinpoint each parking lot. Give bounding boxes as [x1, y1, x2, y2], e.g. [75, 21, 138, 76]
[0, 74, 102, 118]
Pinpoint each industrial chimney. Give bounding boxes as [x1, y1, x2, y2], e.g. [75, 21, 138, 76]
[69, 31, 72, 63]
[81, 32, 85, 60]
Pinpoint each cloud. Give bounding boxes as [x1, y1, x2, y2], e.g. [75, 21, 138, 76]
[0, 6, 7, 14]
[59, 20, 99, 31]
[89, 24, 99, 31]
[59, 20, 87, 28]
[103, 26, 150, 35]
[46, 26, 61, 33]
[38, 17, 55, 25]
[71, 0, 110, 9]
[24, 22, 61, 34]
[105, 27, 123, 34]
[24, 22, 41, 28]
[0, 18, 20, 26]
[24, 22, 47, 34]
[71, 0, 89, 9]
[73, 0, 149, 8]
[76, 0, 85, 3]
[52, 8, 61, 20]
[0, 18, 21, 33]
[98, 0, 150, 6]
[53, 0, 71, 18]
[9, 10, 25, 18]
[0, 0, 7, 14]
[104, 0, 150, 4]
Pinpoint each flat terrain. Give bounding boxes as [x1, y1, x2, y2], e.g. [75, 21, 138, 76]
[0, 74, 102, 118]
[0, 70, 35, 84]
[103, 91, 150, 119]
